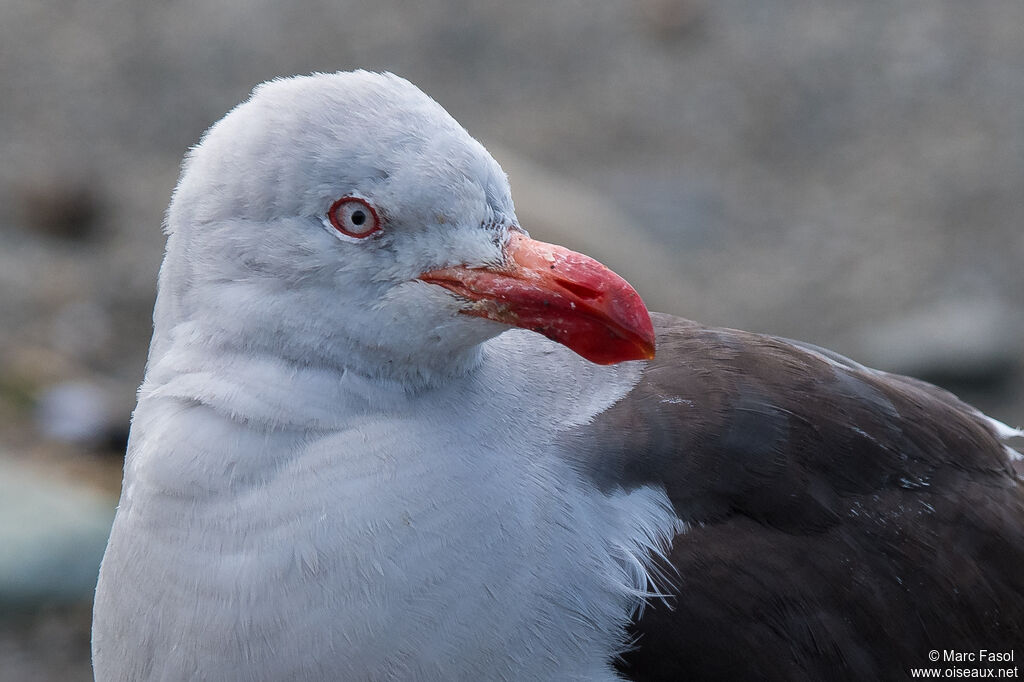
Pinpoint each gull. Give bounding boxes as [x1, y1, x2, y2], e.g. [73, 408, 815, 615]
[93, 71, 1024, 681]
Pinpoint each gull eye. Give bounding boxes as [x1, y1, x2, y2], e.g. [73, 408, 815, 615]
[328, 197, 380, 238]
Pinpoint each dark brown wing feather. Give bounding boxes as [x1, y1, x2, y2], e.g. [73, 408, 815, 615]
[562, 313, 1024, 681]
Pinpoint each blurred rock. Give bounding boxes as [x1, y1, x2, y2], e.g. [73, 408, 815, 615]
[635, 0, 705, 40]
[16, 176, 104, 241]
[0, 458, 115, 609]
[851, 297, 1023, 390]
[33, 381, 124, 450]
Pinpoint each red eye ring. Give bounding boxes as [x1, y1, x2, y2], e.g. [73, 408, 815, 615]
[328, 197, 381, 238]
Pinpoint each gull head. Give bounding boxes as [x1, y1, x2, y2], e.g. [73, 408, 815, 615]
[158, 71, 654, 387]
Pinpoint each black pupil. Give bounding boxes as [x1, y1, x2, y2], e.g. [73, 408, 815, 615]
[351, 210, 366, 226]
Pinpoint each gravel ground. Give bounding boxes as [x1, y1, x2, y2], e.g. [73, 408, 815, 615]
[1, 1, 1022, 678]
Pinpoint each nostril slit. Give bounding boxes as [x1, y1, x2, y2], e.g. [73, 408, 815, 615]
[556, 278, 602, 300]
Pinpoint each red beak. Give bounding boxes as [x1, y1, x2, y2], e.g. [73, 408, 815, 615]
[419, 232, 655, 365]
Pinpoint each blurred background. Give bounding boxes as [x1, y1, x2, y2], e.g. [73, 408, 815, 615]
[1, 0, 1023, 678]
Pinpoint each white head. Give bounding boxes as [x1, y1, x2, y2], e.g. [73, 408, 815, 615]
[154, 72, 653, 388]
